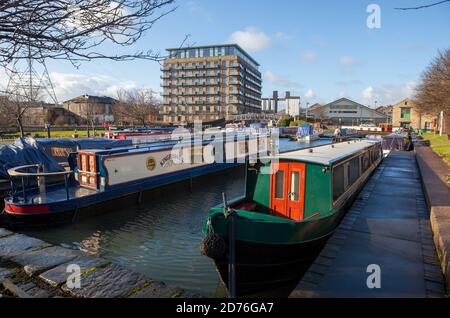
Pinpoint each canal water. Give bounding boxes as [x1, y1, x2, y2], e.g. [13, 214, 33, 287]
[22, 138, 332, 297]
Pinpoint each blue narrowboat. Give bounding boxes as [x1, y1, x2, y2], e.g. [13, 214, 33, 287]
[2, 134, 269, 226]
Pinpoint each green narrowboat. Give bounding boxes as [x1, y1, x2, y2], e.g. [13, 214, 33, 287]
[201, 139, 383, 296]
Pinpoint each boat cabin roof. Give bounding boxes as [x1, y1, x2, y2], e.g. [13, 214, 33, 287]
[265, 139, 380, 166]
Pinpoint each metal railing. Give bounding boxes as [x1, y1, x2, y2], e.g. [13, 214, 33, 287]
[8, 164, 74, 202]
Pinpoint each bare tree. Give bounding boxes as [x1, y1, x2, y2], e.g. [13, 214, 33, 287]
[115, 88, 160, 126]
[414, 48, 450, 133]
[0, 0, 182, 68]
[0, 89, 46, 136]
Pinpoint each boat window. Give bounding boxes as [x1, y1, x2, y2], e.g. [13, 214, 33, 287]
[275, 171, 284, 199]
[290, 171, 300, 201]
[333, 164, 345, 201]
[361, 151, 370, 172]
[348, 156, 360, 186]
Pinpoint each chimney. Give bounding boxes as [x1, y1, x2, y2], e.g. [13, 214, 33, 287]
[273, 91, 278, 113]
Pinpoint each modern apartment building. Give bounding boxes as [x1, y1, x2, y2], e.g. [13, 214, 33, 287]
[161, 44, 262, 124]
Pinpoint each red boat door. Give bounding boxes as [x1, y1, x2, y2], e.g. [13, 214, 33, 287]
[270, 162, 289, 217]
[270, 162, 306, 221]
[287, 163, 306, 221]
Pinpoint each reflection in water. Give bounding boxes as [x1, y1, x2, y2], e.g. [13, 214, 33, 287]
[22, 138, 331, 297]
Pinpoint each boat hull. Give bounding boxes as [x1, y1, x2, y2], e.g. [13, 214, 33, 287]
[1, 164, 243, 228]
[212, 235, 329, 297]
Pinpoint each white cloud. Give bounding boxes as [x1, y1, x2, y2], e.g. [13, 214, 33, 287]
[275, 32, 293, 41]
[360, 81, 417, 105]
[263, 71, 303, 91]
[304, 89, 315, 99]
[49, 72, 138, 102]
[301, 50, 318, 64]
[228, 27, 271, 53]
[0, 69, 142, 103]
[362, 86, 374, 99]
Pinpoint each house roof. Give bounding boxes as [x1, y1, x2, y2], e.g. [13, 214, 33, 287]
[64, 95, 118, 104]
[316, 97, 387, 117]
[263, 139, 380, 165]
[308, 103, 322, 110]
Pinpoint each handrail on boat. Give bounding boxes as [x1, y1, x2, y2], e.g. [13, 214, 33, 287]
[7, 164, 73, 177]
[7, 164, 74, 202]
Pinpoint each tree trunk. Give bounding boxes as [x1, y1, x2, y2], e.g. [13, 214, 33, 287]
[17, 116, 24, 137]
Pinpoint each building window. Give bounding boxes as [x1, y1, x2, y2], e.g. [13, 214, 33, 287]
[400, 108, 411, 119]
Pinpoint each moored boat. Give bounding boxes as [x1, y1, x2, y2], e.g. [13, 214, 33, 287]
[295, 124, 320, 142]
[2, 134, 269, 226]
[200, 139, 383, 296]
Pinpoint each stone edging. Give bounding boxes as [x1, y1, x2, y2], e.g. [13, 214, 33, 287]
[0, 228, 198, 298]
[415, 146, 450, 296]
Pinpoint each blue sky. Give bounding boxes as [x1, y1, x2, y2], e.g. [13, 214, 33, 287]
[18, 0, 450, 107]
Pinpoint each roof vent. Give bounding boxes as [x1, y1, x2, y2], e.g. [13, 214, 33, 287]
[309, 148, 313, 153]
[331, 145, 335, 148]
[348, 141, 351, 144]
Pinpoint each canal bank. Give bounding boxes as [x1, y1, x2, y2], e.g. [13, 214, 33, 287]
[0, 227, 194, 298]
[415, 144, 450, 294]
[290, 151, 446, 298]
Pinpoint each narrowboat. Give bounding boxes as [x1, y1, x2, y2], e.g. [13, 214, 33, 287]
[200, 139, 383, 296]
[2, 134, 269, 226]
[104, 127, 180, 144]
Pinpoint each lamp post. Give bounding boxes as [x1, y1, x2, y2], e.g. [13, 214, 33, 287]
[373, 100, 378, 125]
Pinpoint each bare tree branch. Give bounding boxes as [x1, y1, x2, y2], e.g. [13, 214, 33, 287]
[0, 0, 182, 68]
[395, 0, 450, 10]
[114, 88, 161, 126]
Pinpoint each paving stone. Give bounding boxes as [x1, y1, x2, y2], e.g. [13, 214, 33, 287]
[16, 281, 51, 298]
[0, 267, 12, 281]
[320, 249, 337, 259]
[424, 270, 445, 284]
[423, 256, 440, 266]
[424, 263, 443, 275]
[425, 280, 446, 294]
[314, 256, 333, 267]
[62, 263, 147, 298]
[0, 228, 12, 238]
[324, 244, 340, 252]
[11, 246, 80, 276]
[308, 263, 328, 275]
[39, 256, 108, 287]
[301, 271, 323, 284]
[0, 234, 48, 259]
[130, 281, 184, 298]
